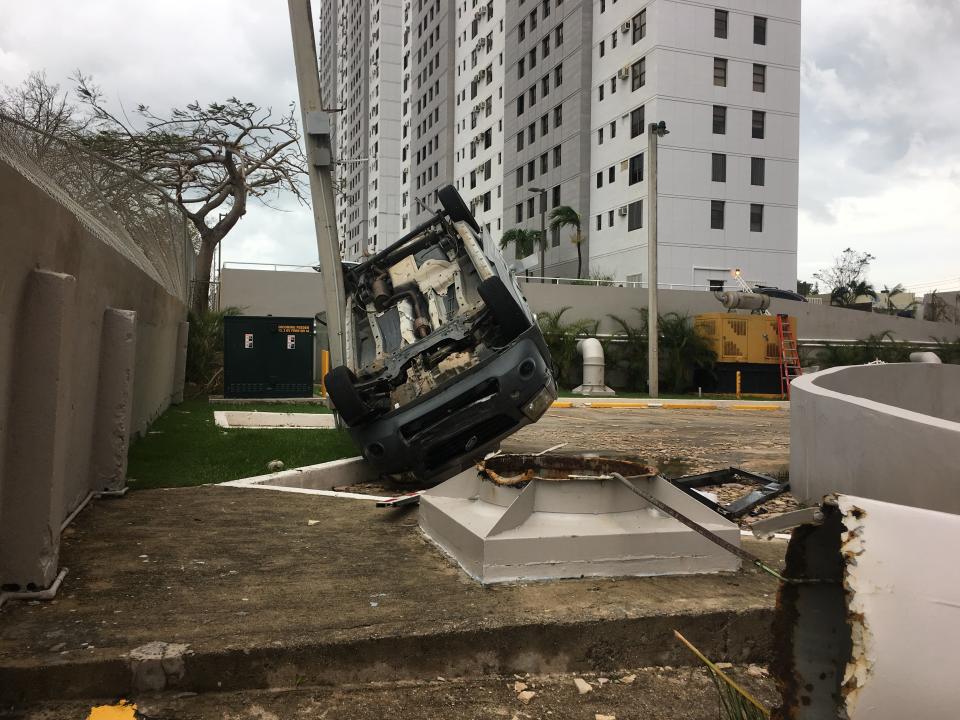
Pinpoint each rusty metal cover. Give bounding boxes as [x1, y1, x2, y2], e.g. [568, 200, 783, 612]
[477, 454, 657, 487]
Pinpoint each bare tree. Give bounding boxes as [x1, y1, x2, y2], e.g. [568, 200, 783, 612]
[0, 71, 89, 160]
[74, 75, 307, 314]
[813, 248, 877, 307]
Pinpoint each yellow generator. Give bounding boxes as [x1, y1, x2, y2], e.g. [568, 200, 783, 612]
[694, 313, 796, 395]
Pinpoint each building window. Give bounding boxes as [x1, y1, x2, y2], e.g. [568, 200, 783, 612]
[630, 106, 645, 138]
[551, 225, 560, 246]
[554, 63, 563, 85]
[608, 166, 615, 183]
[713, 105, 726, 134]
[553, 145, 561, 167]
[554, 104, 562, 127]
[753, 64, 766, 92]
[528, 124, 535, 142]
[527, 197, 536, 218]
[518, 57, 525, 78]
[540, 152, 548, 173]
[752, 110, 766, 139]
[751, 157, 765, 186]
[610, 121, 616, 138]
[754, 16, 767, 45]
[600, 39, 605, 58]
[711, 200, 725, 229]
[516, 167, 524, 186]
[516, 204, 523, 222]
[712, 153, 726, 182]
[541, 114, 549, 135]
[527, 160, 534, 181]
[628, 153, 643, 184]
[608, 210, 614, 227]
[599, 83, 604, 101]
[542, 36, 550, 58]
[518, 19, 525, 41]
[628, 200, 643, 231]
[542, 76, 550, 96]
[632, 10, 646, 43]
[714, 58, 727, 87]
[750, 204, 764, 231]
[596, 214, 602, 231]
[631, 58, 645, 90]
[555, 23, 563, 45]
[714, 9, 728, 38]
[517, 95, 525, 115]
[596, 171, 603, 189]
[598, 127, 604, 144]
[517, 133, 524, 151]
[552, 185, 561, 207]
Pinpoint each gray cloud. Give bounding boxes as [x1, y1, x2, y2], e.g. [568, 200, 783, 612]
[3, 0, 959, 289]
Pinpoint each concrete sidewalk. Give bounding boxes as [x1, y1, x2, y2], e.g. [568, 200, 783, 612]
[0, 486, 785, 704]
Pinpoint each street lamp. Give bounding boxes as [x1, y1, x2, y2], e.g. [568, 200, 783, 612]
[529, 187, 547, 282]
[647, 120, 669, 399]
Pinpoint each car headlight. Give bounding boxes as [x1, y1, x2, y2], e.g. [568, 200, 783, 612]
[521, 379, 557, 421]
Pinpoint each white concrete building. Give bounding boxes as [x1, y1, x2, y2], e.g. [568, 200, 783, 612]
[452, 0, 505, 241]
[588, 0, 800, 290]
[320, 0, 406, 262]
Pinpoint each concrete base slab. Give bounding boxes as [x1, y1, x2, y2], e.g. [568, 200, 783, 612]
[213, 410, 336, 429]
[420, 465, 741, 584]
[0, 486, 783, 704]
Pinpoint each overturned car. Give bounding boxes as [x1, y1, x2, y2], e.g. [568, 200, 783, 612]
[324, 185, 556, 481]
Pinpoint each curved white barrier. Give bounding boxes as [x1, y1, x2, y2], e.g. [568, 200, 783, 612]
[790, 364, 960, 514]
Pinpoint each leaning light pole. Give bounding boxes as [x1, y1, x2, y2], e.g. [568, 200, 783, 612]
[647, 120, 669, 399]
[287, 0, 347, 368]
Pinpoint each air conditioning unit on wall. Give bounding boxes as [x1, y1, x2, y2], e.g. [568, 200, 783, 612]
[620, 21, 632, 33]
[618, 66, 630, 80]
[618, 206, 629, 217]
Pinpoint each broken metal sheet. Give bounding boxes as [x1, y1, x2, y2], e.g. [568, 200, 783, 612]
[669, 467, 789, 520]
[772, 495, 960, 719]
[750, 507, 824, 540]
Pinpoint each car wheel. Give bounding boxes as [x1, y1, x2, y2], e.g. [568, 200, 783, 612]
[479, 276, 531, 341]
[437, 184, 481, 234]
[324, 366, 370, 426]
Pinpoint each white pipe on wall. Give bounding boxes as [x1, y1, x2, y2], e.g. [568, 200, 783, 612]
[573, 338, 615, 396]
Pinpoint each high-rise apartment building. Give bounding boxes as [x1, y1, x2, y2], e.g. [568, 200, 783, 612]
[451, 0, 505, 240]
[588, 0, 799, 289]
[321, 0, 406, 262]
[323, 0, 799, 289]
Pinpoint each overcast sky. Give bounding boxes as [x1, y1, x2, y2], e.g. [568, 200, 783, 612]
[2, 0, 958, 292]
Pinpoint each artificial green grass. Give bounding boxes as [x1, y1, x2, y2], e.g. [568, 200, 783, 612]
[126, 399, 357, 490]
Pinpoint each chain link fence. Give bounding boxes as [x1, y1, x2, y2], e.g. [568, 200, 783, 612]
[0, 112, 196, 303]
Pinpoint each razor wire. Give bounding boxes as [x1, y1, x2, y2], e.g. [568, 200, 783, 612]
[0, 112, 197, 303]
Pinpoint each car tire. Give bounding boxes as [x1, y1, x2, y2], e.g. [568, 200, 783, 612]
[479, 276, 530, 341]
[324, 366, 370, 426]
[437, 184, 481, 234]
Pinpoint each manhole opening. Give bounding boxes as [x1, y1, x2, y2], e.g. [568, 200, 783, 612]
[479, 454, 656, 485]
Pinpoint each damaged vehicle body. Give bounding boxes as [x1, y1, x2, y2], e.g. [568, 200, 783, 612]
[324, 185, 556, 481]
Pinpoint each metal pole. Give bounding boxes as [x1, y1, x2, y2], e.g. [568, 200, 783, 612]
[647, 125, 659, 399]
[287, 0, 347, 369]
[539, 191, 547, 283]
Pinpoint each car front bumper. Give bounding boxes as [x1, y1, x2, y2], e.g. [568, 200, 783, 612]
[347, 329, 556, 481]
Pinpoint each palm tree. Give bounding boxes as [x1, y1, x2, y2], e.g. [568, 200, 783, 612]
[549, 206, 585, 278]
[879, 283, 917, 315]
[499, 228, 544, 277]
[831, 280, 877, 307]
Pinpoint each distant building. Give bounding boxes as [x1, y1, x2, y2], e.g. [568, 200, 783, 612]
[324, 0, 801, 290]
[320, 0, 406, 261]
[586, 0, 800, 289]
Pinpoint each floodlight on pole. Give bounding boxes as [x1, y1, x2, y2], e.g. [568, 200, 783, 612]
[647, 120, 669, 399]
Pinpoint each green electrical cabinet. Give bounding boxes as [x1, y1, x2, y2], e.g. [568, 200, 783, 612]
[223, 316, 315, 398]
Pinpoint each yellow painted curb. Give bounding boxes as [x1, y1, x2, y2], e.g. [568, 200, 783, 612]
[550, 401, 574, 408]
[587, 401, 650, 408]
[661, 403, 718, 410]
[731, 404, 782, 411]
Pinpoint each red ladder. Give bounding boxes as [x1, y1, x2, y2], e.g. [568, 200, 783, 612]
[777, 314, 802, 399]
